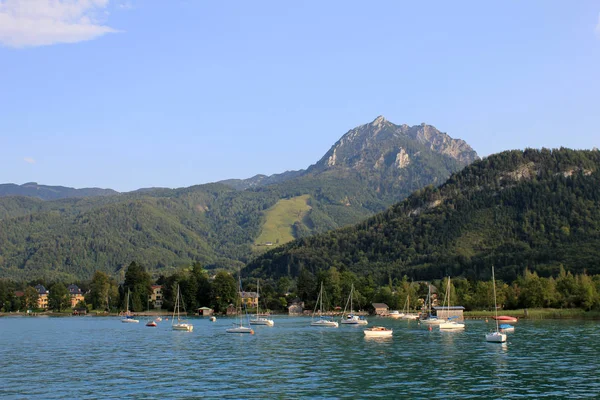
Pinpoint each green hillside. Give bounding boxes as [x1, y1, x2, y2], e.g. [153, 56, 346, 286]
[246, 148, 600, 284]
[254, 195, 312, 249]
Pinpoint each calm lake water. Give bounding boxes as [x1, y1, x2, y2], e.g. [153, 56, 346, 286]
[1, 316, 599, 399]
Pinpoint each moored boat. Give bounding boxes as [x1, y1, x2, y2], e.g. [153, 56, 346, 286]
[499, 323, 515, 332]
[485, 266, 507, 343]
[146, 320, 157, 327]
[493, 316, 518, 323]
[364, 326, 393, 337]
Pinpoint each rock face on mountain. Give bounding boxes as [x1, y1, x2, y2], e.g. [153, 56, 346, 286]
[313, 116, 477, 171]
[305, 116, 478, 199]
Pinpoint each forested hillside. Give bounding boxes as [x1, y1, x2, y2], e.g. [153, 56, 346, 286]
[246, 148, 600, 284]
[0, 117, 476, 281]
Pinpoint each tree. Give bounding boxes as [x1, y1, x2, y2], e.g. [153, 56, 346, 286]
[89, 271, 118, 310]
[123, 262, 152, 312]
[23, 286, 39, 310]
[212, 271, 237, 313]
[48, 283, 70, 311]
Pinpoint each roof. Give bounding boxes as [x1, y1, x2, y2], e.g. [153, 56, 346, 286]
[433, 306, 465, 310]
[240, 291, 258, 298]
[197, 307, 213, 310]
[151, 285, 162, 289]
[372, 303, 389, 309]
[68, 284, 82, 295]
[35, 285, 48, 295]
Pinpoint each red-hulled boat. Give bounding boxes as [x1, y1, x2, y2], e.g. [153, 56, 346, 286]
[492, 316, 518, 323]
[146, 320, 157, 327]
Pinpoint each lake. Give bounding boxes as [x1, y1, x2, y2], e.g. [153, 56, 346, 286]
[1, 316, 599, 399]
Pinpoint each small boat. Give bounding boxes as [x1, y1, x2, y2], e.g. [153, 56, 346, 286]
[439, 277, 465, 330]
[493, 316, 518, 323]
[388, 310, 404, 319]
[401, 294, 419, 320]
[364, 326, 393, 337]
[209, 316, 216, 322]
[310, 282, 339, 328]
[146, 320, 157, 327]
[420, 283, 444, 325]
[226, 270, 255, 334]
[155, 317, 162, 322]
[226, 323, 255, 334]
[340, 284, 368, 325]
[172, 284, 193, 332]
[249, 279, 274, 326]
[121, 289, 139, 323]
[499, 323, 515, 332]
[486, 266, 507, 343]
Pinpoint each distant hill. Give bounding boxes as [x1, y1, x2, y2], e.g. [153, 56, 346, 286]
[246, 148, 600, 284]
[0, 182, 119, 201]
[0, 116, 477, 280]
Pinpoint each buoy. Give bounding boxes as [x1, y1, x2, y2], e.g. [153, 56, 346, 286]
[485, 319, 488, 323]
[428, 326, 432, 331]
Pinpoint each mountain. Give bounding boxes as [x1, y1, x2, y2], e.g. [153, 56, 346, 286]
[246, 148, 600, 283]
[0, 117, 477, 281]
[0, 182, 119, 201]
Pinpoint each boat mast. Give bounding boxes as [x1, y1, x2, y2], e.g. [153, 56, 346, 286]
[492, 266, 500, 332]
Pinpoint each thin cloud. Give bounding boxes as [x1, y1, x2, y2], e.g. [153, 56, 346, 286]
[0, 0, 119, 48]
[23, 157, 36, 164]
[596, 12, 600, 38]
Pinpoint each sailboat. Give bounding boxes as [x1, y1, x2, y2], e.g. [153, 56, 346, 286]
[420, 283, 444, 325]
[250, 279, 274, 326]
[311, 282, 338, 327]
[121, 289, 139, 323]
[485, 266, 507, 343]
[401, 294, 419, 320]
[226, 272, 255, 334]
[439, 277, 465, 330]
[172, 284, 193, 332]
[340, 284, 368, 325]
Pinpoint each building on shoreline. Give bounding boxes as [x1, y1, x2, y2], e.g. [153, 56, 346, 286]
[35, 285, 49, 309]
[68, 284, 85, 308]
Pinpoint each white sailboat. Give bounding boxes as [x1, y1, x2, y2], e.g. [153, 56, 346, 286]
[401, 294, 419, 320]
[485, 266, 507, 343]
[439, 277, 465, 330]
[250, 279, 274, 326]
[121, 289, 139, 323]
[226, 273, 255, 334]
[420, 283, 444, 325]
[311, 282, 338, 327]
[341, 284, 368, 325]
[172, 284, 193, 332]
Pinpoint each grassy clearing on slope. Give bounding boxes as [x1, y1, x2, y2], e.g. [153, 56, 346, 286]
[253, 195, 311, 250]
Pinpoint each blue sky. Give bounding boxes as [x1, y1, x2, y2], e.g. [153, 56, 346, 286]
[1, 0, 599, 192]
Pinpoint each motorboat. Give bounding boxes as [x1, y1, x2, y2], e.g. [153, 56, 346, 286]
[493, 316, 518, 323]
[388, 310, 404, 319]
[499, 323, 515, 332]
[364, 326, 393, 338]
[146, 320, 157, 327]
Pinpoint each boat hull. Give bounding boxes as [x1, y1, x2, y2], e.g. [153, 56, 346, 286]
[402, 314, 419, 320]
[493, 316, 518, 323]
[146, 321, 157, 327]
[226, 327, 254, 334]
[172, 323, 193, 332]
[364, 327, 393, 337]
[439, 322, 465, 330]
[420, 318, 444, 325]
[311, 320, 339, 327]
[485, 332, 507, 343]
[121, 318, 139, 323]
[250, 318, 274, 326]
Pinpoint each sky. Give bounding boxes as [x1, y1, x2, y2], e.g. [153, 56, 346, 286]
[0, 0, 599, 192]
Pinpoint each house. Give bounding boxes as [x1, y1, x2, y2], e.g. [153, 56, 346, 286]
[149, 285, 163, 309]
[288, 298, 304, 315]
[240, 291, 258, 308]
[433, 306, 465, 321]
[197, 306, 214, 316]
[67, 284, 85, 308]
[35, 285, 49, 309]
[372, 303, 389, 316]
